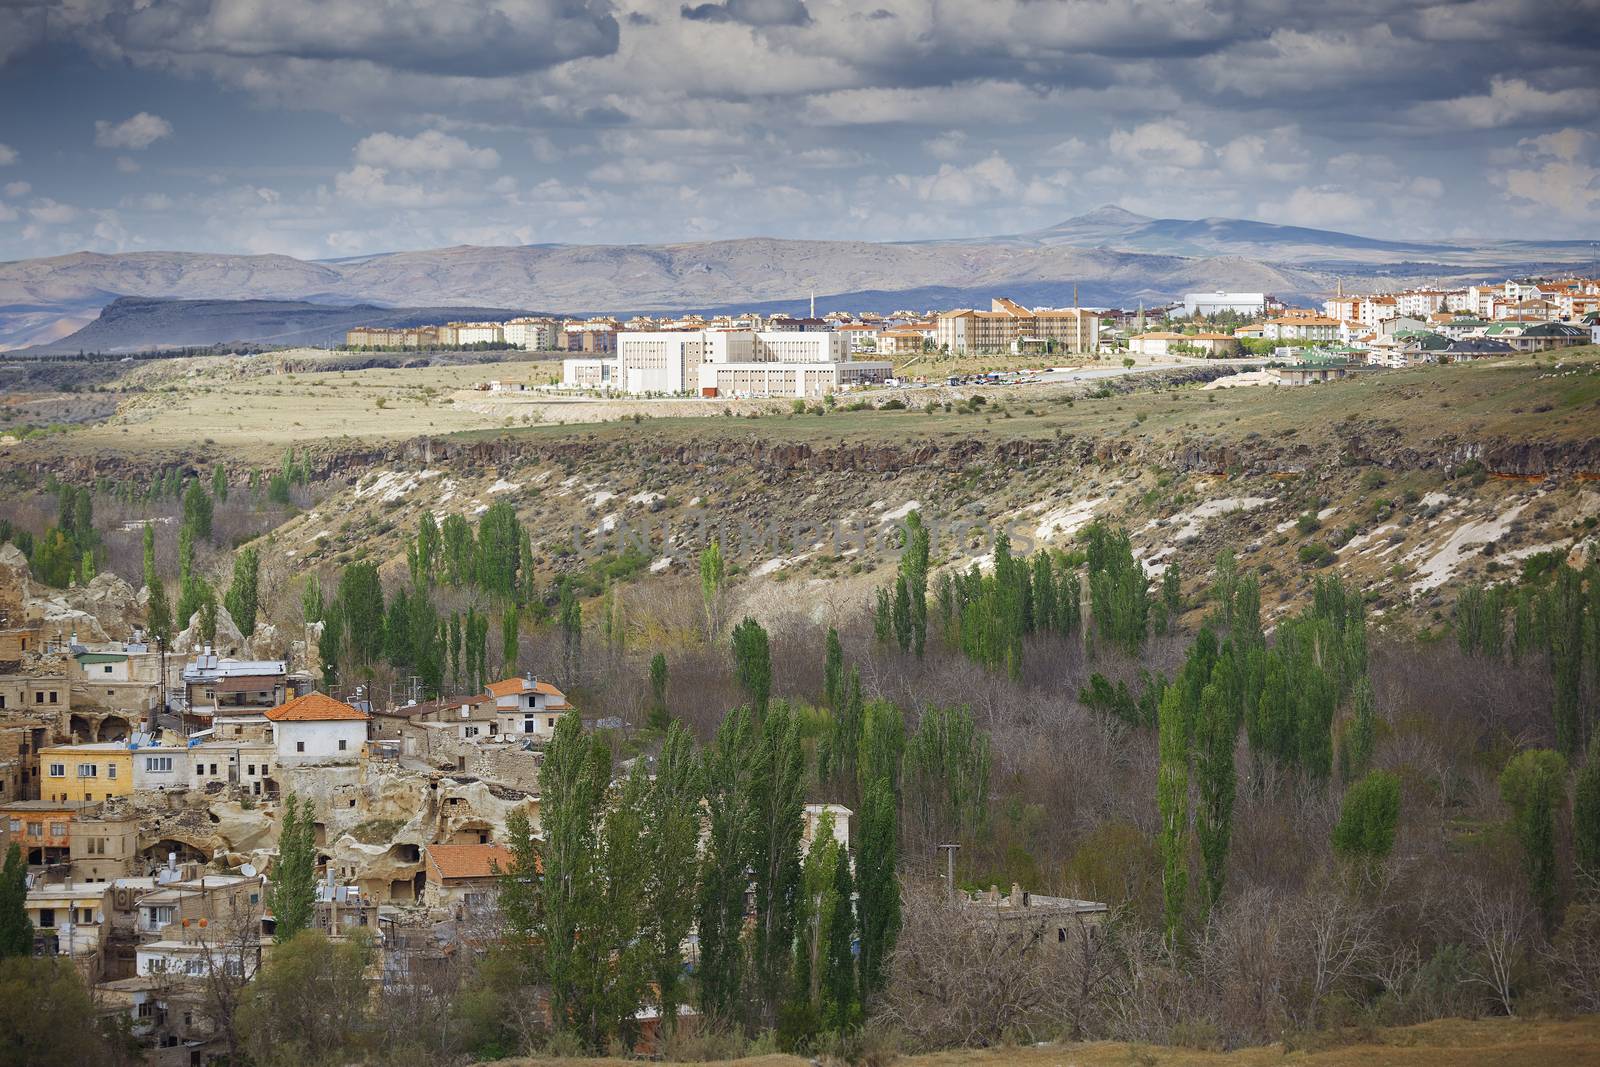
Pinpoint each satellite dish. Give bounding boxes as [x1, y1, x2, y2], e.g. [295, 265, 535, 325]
[240, 864, 257, 877]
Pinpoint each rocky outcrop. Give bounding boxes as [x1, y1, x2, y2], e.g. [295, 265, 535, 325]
[62, 573, 142, 640]
[172, 601, 247, 655]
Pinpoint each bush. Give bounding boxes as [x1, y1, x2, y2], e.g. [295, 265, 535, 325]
[1296, 511, 1322, 534]
[1298, 543, 1334, 566]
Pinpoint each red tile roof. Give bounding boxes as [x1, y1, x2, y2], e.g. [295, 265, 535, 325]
[426, 843, 517, 880]
[264, 692, 367, 722]
[486, 677, 567, 700]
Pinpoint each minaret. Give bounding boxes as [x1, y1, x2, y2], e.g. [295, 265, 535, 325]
[810, 290, 815, 319]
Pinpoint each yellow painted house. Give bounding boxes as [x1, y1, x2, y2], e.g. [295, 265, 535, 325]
[39, 742, 135, 804]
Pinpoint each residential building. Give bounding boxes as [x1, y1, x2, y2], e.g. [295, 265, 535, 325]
[265, 693, 369, 766]
[451, 322, 504, 346]
[1511, 322, 1589, 352]
[39, 742, 135, 804]
[1183, 292, 1268, 316]
[1127, 331, 1240, 357]
[833, 323, 881, 352]
[0, 673, 67, 716]
[960, 883, 1110, 945]
[181, 653, 289, 733]
[486, 676, 573, 741]
[876, 329, 927, 357]
[0, 715, 56, 801]
[422, 843, 514, 910]
[25, 878, 110, 962]
[1, 798, 88, 864]
[934, 298, 1098, 355]
[502, 317, 555, 350]
[189, 739, 277, 796]
[1262, 315, 1340, 342]
[70, 808, 140, 882]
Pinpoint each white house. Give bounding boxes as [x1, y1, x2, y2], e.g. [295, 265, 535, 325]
[487, 676, 574, 742]
[265, 693, 369, 766]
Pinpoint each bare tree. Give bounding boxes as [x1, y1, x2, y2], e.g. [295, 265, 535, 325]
[192, 889, 266, 1065]
[1460, 882, 1534, 1016]
[1286, 884, 1379, 1028]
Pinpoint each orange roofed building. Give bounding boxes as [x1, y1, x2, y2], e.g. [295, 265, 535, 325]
[423, 843, 517, 910]
[265, 693, 369, 766]
[486, 676, 574, 742]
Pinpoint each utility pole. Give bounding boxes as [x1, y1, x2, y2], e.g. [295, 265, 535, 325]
[936, 843, 960, 902]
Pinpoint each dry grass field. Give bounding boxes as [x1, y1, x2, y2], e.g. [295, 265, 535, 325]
[3, 347, 1596, 468]
[502, 1017, 1600, 1067]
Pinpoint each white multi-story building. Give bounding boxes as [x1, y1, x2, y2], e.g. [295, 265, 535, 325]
[502, 318, 554, 350]
[571, 329, 888, 397]
[1183, 292, 1267, 316]
[452, 322, 504, 346]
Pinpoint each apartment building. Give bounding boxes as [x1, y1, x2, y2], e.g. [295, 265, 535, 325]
[452, 322, 504, 345]
[934, 297, 1099, 355]
[502, 317, 555, 350]
[1183, 291, 1268, 316]
[38, 743, 134, 804]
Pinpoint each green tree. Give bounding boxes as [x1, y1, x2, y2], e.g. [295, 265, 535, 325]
[1500, 749, 1567, 929]
[0, 845, 31, 959]
[224, 546, 260, 637]
[1194, 674, 1238, 914]
[183, 478, 214, 541]
[1339, 676, 1377, 782]
[237, 930, 374, 1067]
[1548, 565, 1587, 757]
[337, 562, 385, 666]
[317, 602, 343, 690]
[143, 524, 172, 643]
[501, 610, 519, 673]
[411, 511, 441, 586]
[822, 836, 859, 1032]
[1157, 685, 1190, 946]
[211, 463, 228, 503]
[855, 773, 900, 1001]
[732, 616, 772, 714]
[905, 704, 990, 843]
[269, 794, 318, 944]
[1576, 739, 1600, 876]
[823, 628, 844, 708]
[476, 501, 522, 600]
[0, 956, 107, 1067]
[901, 510, 930, 655]
[441, 514, 474, 586]
[700, 538, 725, 638]
[697, 707, 757, 1026]
[648, 652, 670, 730]
[891, 573, 912, 651]
[1332, 770, 1402, 862]
[558, 578, 582, 684]
[749, 706, 806, 1029]
[301, 574, 324, 624]
[645, 723, 702, 1037]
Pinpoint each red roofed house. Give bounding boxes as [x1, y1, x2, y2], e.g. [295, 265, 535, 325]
[423, 842, 517, 910]
[486, 676, 574, 742]
[265, 693, 369, 766]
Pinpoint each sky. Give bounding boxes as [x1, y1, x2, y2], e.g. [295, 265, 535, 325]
[0, 0, 1597, 262]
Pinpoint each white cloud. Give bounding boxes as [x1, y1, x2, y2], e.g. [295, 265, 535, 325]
[28, 198, 81, 225]
[0, 144, 16, 166]
[588, 160, 685, 184]
[3, 181, 29, 198]
[1416, 77, 1600, 129]
[926, 130, 967, 161]
[1219, 129, 1308, 181]
[353, 129, 500, 171]
[94, 112, 173, 150]
[1494, 127, 1600, 220]
[0, 204, 16, 223]
[889, 153, 1021, 206]
[120, 193, 174, 211]
[1518, 128, 1592, 162]
[1257, 186, 1365, 228]
[1108, 120, 1208, 167]
[116, 156, 142, 174]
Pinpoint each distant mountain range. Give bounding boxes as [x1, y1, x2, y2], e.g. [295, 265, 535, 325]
[3, 207, 1594, 354]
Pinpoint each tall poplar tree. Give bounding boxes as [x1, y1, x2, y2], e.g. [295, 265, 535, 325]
[697, 707, 757, 1026]
[732, 616, 772, 714]
[749, 706, 806, 1029]
[224, 546, 260, 637]
[645, 723, 702, 1036]
[855, 774, 900, 1001]
[269, 794, 317, 944]
[0, 844, 32, 958]
[1157, 685, 1190, 946]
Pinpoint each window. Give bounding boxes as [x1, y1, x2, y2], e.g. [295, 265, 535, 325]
[37, 908, 54, 928]
[246, 764, 255, 776]
[145, 756, 173, 773]
[50, 822, 66, 837]
[34, 692, 43, 704]
[5, 820, 16, 834]
[107, 764, 117, 779]
[77, 763, 98, 778]
[147, 905, 175, 929]
[47, 764, 64, 777]
[79, 908, 94, 924]
[103, 665, 114, 674]
[338, 739, 347, 751]
[209, 764, 218, 775]
[27, 822, 41, 837]
[48, 691, 57, 703]
[547, 717, 556, 728]
[296, 742, 305, 753]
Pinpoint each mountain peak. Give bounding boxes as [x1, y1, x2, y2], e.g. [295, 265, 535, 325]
[1064, 204, 1152, 227]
